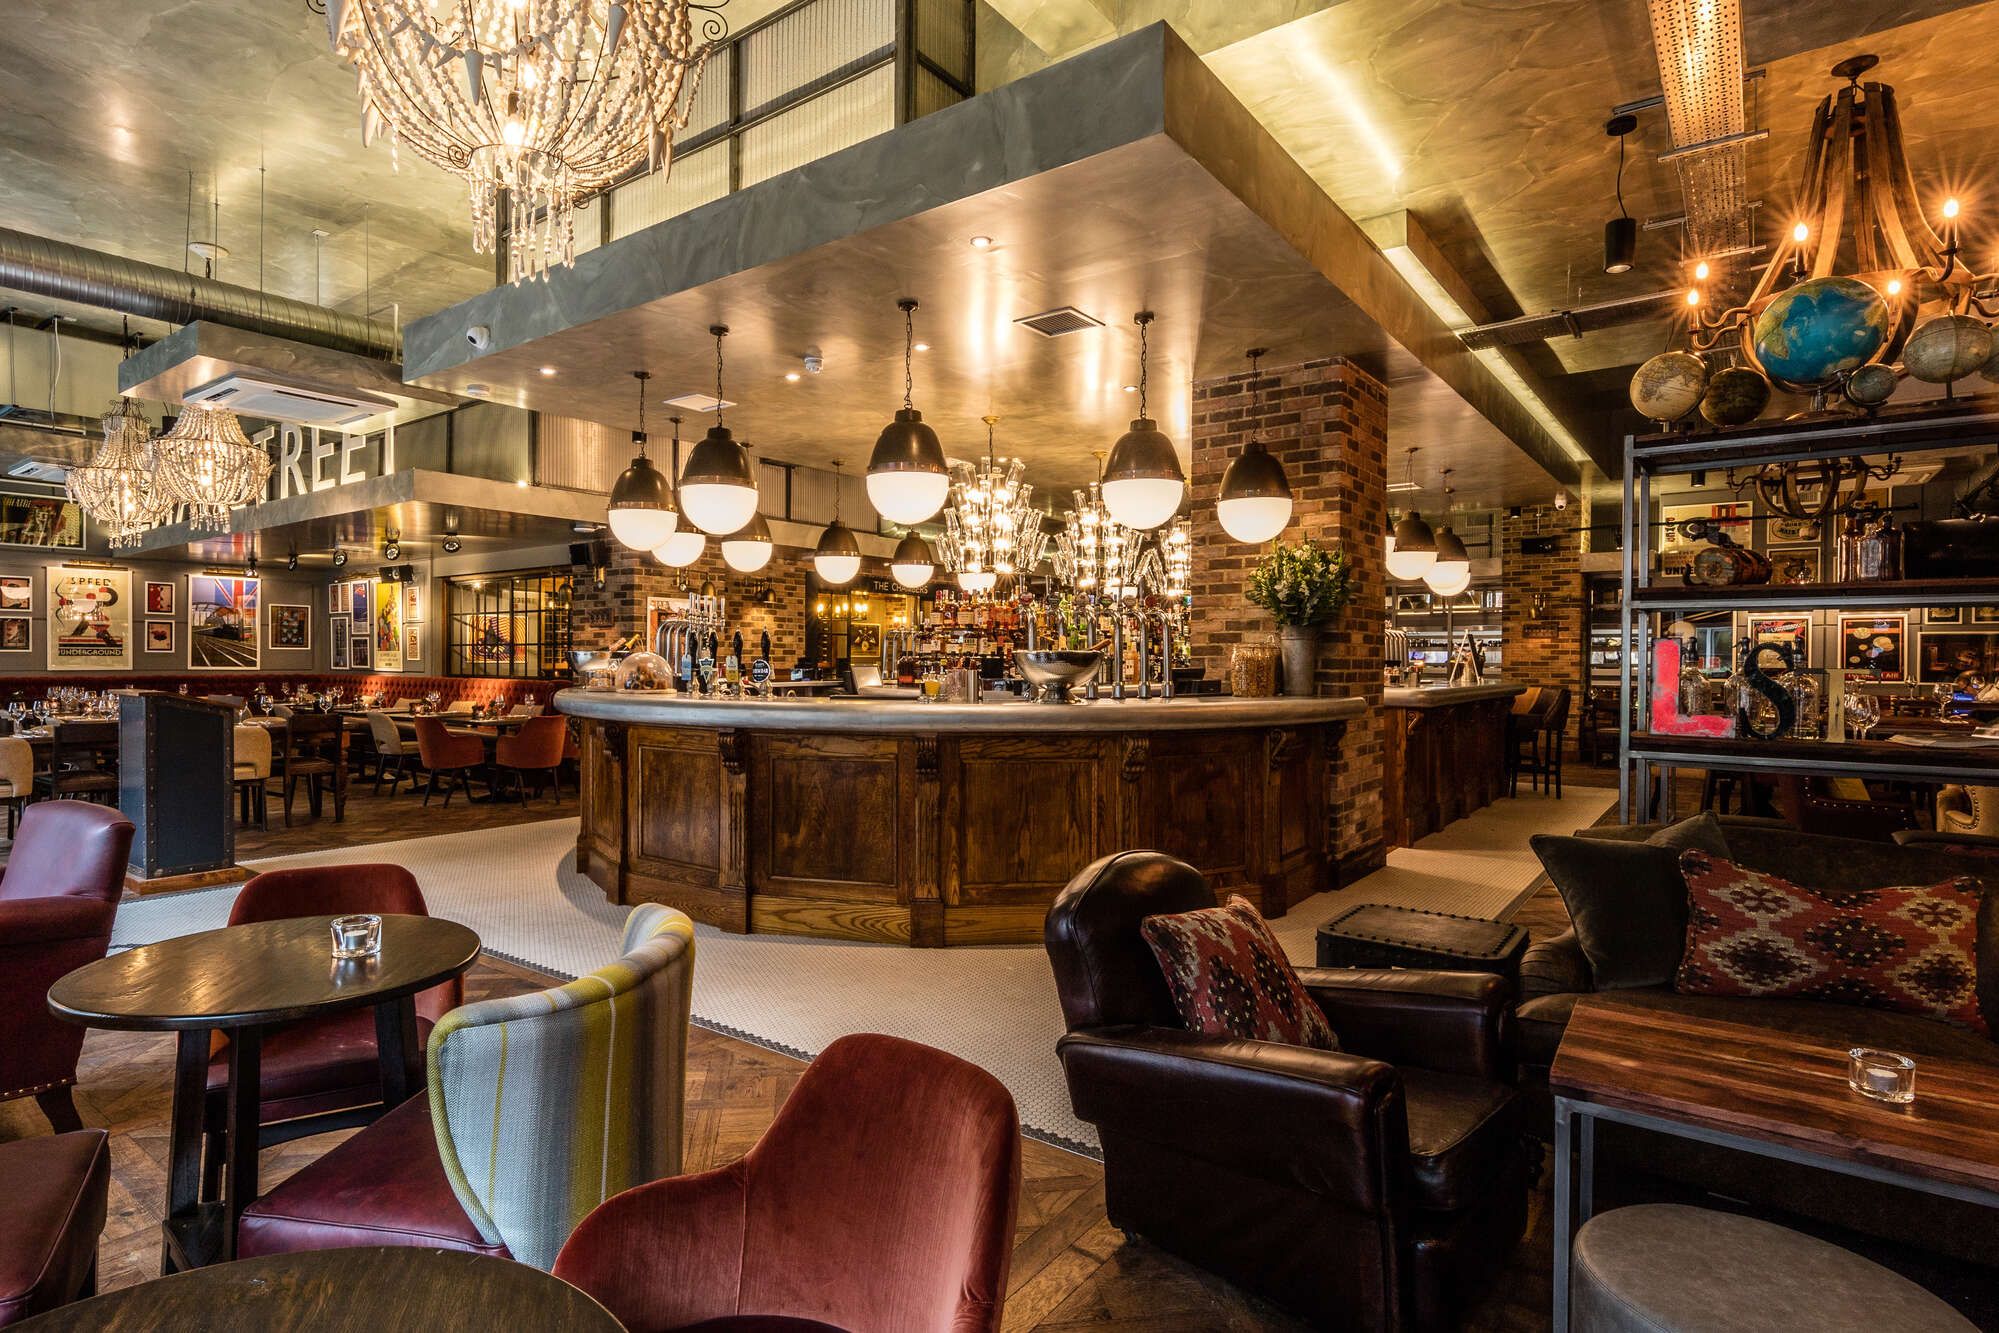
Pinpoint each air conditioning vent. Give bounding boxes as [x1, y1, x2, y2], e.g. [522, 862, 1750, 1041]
[1013, 306, 1104, 338]
[182, 374, 396, 428]
[6, 459, 67, 484]
[662, 393, 735, 413]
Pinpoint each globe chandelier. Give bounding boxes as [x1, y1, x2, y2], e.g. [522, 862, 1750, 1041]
[1054, 451, 1156, 600]
[154, 404, 274, 533]
[940, 416, 1045, 597]
[326, 0, 720, 283]
[67, 399, 172, 550]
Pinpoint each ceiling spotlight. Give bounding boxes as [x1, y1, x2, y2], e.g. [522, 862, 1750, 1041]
[1101, 311, 1186, 531]
[912, 341, 929, 352]
[866, 298, 951, 525]
[331, 549, 348, 567]
[286, 550, 299, 572]
[1603, 114, 1638, 274]
[539, 366, 557, 376]
[969, 235, 993, 249]
[383, 537, 402, 561]
[785, 371, 801, 383]
[441, 536, 462, 554]
[678, 325, 760, 535]
[1122, 384, 1138, 394]
[464, 383, 489, 396]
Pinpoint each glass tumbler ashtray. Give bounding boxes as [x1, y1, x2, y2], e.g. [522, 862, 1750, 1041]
[1847, 1047, 1916, 1104]
[330, 913, 383, 960]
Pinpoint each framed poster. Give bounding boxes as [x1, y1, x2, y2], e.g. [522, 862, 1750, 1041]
[0, 576, 30, 612]
[47, 567, 131, 670]
[268, 604, 310, 651]
[1916, 629, 1999, 684]
[374, 581, 403, 672]
[403, 626, 422, 662]
[402, 581, 422, 622]
[1929, 606, 1965, 626]
[350, 580, 370, 625]
[351, 634, 372, 670]
[330, 615, 351, 669]
[1767, 545, 1821, 586]
[1837, 614, 1905, 682]
[0, 618, 28, 652]
[0, 494, 84, 550]
[146, 581, 175, 615]
[1747, 615, 1810, 668]
[144, 621, 174, 653]
[188, 575, 261, 670]
[1974, 606, 1999, 626]
[327, 582, 345, 615]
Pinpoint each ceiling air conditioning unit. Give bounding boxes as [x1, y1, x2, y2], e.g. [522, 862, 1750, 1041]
[181, 374, 396, 428]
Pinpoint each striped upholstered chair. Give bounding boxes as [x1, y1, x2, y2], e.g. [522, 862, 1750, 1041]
[238, 904, 695, 1270]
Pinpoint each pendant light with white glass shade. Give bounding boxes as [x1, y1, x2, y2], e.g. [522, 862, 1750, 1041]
[1421, 471, 1472, 595]
[678, 324, 759, 535]
[1101, 311, 1185, 531]
[1216, 347, 1294, 543]
[607, 370, 678, 550]
[890, 530, 935, 589]
[865, 298, 951, 524]
[1384, 448, 1438, 581]
[721, 512, 774, 572]
[651, 415, 705, 567]
[813, 460, 863, 586]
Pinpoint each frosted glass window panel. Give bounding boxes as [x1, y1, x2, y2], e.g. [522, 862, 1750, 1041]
[568, 196, 602, 256]
[681, 55, 733, 139]
[914, 0, 971, 83]
[609, 142, 731, 238]
[739, 68, 895, 189]
[914, 66, 963, 120]
[740, 0, 893, 113]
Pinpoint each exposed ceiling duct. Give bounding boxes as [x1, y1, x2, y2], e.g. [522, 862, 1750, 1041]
[1647, 0, 1755, 259]
[0, 226, 401, 360]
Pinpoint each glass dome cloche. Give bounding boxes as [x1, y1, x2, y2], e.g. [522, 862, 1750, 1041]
[613, 652, 675, 692]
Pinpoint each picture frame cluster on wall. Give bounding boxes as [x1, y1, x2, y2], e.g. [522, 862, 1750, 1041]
[0, 575, 28, 653]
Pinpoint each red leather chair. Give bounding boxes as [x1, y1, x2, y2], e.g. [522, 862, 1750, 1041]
[413, 716, 486, 807]
[0, 803, 135, 1132]
[494, 714, 566, 803]
[200, 866, 462, 1192]
[0, 1130, 109, 1326]
[554, 1033, 1021, 1333]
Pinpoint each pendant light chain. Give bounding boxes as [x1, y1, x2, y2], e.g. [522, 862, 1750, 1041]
[903, 303, 916, 411]
[711, 324, 729, 427]
[1247, 348, 1264, 443]
[634, 369, 650, 454]
[1136, 312, 1151, 419]
[832, 459, 843, 521]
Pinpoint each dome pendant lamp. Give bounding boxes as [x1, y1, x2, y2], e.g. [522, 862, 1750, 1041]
[1421, 471, 1472, 595]
[890, 529, 935, 589]
[1384, 450, 1437, 581]
[608, 369, 679, 550]
[1216, 347, 1294, 543]
[721, 511, 775, 573]
[866, 298, 951, 524]
[651, 415, 706, 568]
[1101, 311, 1186, 531]
[813, 460, 863, 587]
[679, 324, 760, 535]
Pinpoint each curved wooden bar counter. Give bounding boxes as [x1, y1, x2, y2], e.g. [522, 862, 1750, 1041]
[1379, 683, 1526, 848]
[557, 690, 1367, 947]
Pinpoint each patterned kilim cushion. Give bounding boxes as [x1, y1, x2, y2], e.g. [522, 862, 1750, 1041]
[1141, 894, 1340, 1050]
[1677, 850, 1989, 1035]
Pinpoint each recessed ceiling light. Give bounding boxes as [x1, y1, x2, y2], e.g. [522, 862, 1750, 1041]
[785, 371, 802, 383]
[516, 479, 529, 488]
[1122, 384, 1138, 393]
[969, 235, 993, 249]
[912, 342, 930, 352]
[539, 366, 557, 376]
[464, 383, 489, 395]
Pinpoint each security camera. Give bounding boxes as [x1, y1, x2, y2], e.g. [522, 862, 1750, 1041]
[1553, 489, 1570, 512]
[466, 325, 493, 350]
[802, 354, 824, 375]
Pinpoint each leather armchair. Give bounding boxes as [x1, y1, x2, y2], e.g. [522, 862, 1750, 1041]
[1045, 851, 1532, 1332]
[0, 803, 135, 1132]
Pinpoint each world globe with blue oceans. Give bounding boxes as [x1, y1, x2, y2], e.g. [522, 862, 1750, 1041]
[1749, 276, 1890, 391]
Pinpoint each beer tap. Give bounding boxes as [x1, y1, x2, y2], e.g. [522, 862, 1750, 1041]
[1135, 606, 1153, 700]
[1110, 602, 1127, 701]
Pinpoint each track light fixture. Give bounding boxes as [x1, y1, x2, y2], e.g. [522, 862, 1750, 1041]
[441, 536, 462, 554]
[286, 549, 299, 572]
[1603, 114, 1638, 275]
[331, 549, 348, 568]
[382, 534, 402, 561]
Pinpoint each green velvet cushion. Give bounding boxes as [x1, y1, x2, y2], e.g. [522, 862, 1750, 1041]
[1530, 812, 1731, 990]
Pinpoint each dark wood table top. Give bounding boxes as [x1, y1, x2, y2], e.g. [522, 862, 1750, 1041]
[13, 1246, 623, 1331]
[1549, 998, 1999, 1197]
[47, 914, 480, 1032]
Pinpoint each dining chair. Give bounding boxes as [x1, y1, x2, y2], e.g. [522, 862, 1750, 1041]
[365, 710, 418, 795]
[0, 1129, 109, 1325]
[232, 725, 271, 829]
[273, 712, 348, 825]
[0, 736, 31, 838]
[238, 904, 695, 1271]
[493, 714, 565, 803]
[0, 802, 135, 1133]
[553, 1033, 1021, 1333]
[413, 716, 486, 807]
[32, 720, 119, 804]
[199, 866, 461, 1197]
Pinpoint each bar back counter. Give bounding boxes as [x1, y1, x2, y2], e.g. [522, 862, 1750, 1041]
[558, 691, 1366, 946]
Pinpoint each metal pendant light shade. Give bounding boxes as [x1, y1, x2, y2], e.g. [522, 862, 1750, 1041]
[1603, 216, 1637, 275]
[1422, 524, 1471, 594]
[679, 422, 759, 535]
[1385, 510, 1438, 580]
[608, 453, 676, 550]
[654, 528, 706, 568]
[866, 408, 950, 525]
[890, 530, 935, 589]
[1217, 347, 1292, 543]
[1102, 417, 1185, 531]
[813, 518, 862, 586]
[720, 510, 774, 573]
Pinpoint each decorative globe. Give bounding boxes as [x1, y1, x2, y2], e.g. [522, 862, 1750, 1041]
[1748, 276, 1890, 391]
[1981, 337, 1999, 386]
[1629, 351, 1707, 424]
[1699, 366, 1771, 427]
[1902, 313, 1993, 384]
[1845, 361, 1899, 407]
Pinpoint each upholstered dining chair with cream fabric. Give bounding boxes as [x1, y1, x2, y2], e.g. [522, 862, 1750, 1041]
[238, 903, 695, 1271]
[231, 725, 272, 829]
[0, 735, 32, 838]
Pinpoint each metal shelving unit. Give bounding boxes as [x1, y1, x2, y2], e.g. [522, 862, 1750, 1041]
[1618, 398, 1999, 819]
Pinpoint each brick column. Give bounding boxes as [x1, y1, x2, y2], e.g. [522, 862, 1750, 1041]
[1500, 503, 1584, 751]
[1188, 356, 1389, 883]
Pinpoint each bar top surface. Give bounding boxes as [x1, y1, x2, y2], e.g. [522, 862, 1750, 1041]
[1380, 683, 1527, 708]
[556, 689, 1367, 734]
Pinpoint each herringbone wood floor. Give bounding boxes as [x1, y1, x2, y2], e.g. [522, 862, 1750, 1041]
[1, 954, 1553, 1330]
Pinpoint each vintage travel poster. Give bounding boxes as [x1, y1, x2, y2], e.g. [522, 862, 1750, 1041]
[47, 567, 131, 670]
[188, 575, 261, 670]
[374, 579, 403, 671]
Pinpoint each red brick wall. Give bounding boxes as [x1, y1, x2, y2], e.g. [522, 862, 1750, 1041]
[1500, 503, 1584, 750]
[570, 542, 807, 665]
[1188, 356, 1389, 881]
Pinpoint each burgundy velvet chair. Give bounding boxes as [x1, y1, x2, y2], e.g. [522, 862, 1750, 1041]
[414, 716, 486, 807]
[494, 714, 565, 803]
[0, 803, 135, 1132]
[553, 1033, 1021, 1333]
[200, 865, 462, 1193]
[0, 1130, 110, 1326]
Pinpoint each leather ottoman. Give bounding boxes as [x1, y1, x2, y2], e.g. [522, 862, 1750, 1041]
[0, 1130, 109, 1326]
[1315, 903, 1529, 987]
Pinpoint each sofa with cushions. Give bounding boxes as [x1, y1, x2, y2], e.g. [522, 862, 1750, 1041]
[1523, 813, 1999, 1269]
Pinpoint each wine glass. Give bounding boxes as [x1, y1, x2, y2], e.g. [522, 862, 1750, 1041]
[1843, 690, 1879, 741]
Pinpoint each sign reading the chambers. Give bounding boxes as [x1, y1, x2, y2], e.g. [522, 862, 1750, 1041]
[256, 422, 399, 502]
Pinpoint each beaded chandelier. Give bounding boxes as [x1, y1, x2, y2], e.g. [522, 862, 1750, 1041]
[66, 400, 172, 549]
[153, 405, 274, 533]
[939, 416, 1045, 595]
[327, 0, 717, 283]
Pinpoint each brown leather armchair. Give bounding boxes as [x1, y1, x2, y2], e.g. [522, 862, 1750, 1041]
[1045, 851, 1533, 1332]
[0, 803, 136, 1132]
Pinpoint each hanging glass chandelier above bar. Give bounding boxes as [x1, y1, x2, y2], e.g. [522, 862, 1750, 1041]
[939, 416, 1045, 596]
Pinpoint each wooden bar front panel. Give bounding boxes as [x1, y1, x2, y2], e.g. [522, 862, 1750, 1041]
[1381, 698, 1511, 849]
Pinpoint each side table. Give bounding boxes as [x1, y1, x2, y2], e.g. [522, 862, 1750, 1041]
[1314, 903, 1529, 987]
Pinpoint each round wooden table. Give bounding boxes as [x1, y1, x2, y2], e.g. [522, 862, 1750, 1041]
[47, 915, 481, 1275]
[14, 1246, 622, 1331]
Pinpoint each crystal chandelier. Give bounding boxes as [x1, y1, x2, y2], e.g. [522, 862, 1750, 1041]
[1163, 520, 1190, 597]
[327, 0, 717, 283]
[1054, 451, 1159, 599]
[67, 399, 172, 550]
[939, 416, 1046, 595]
[154, 405, 274, 533]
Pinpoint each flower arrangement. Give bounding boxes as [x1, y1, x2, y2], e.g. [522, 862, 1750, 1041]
[1246, 540, 1352, 628]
